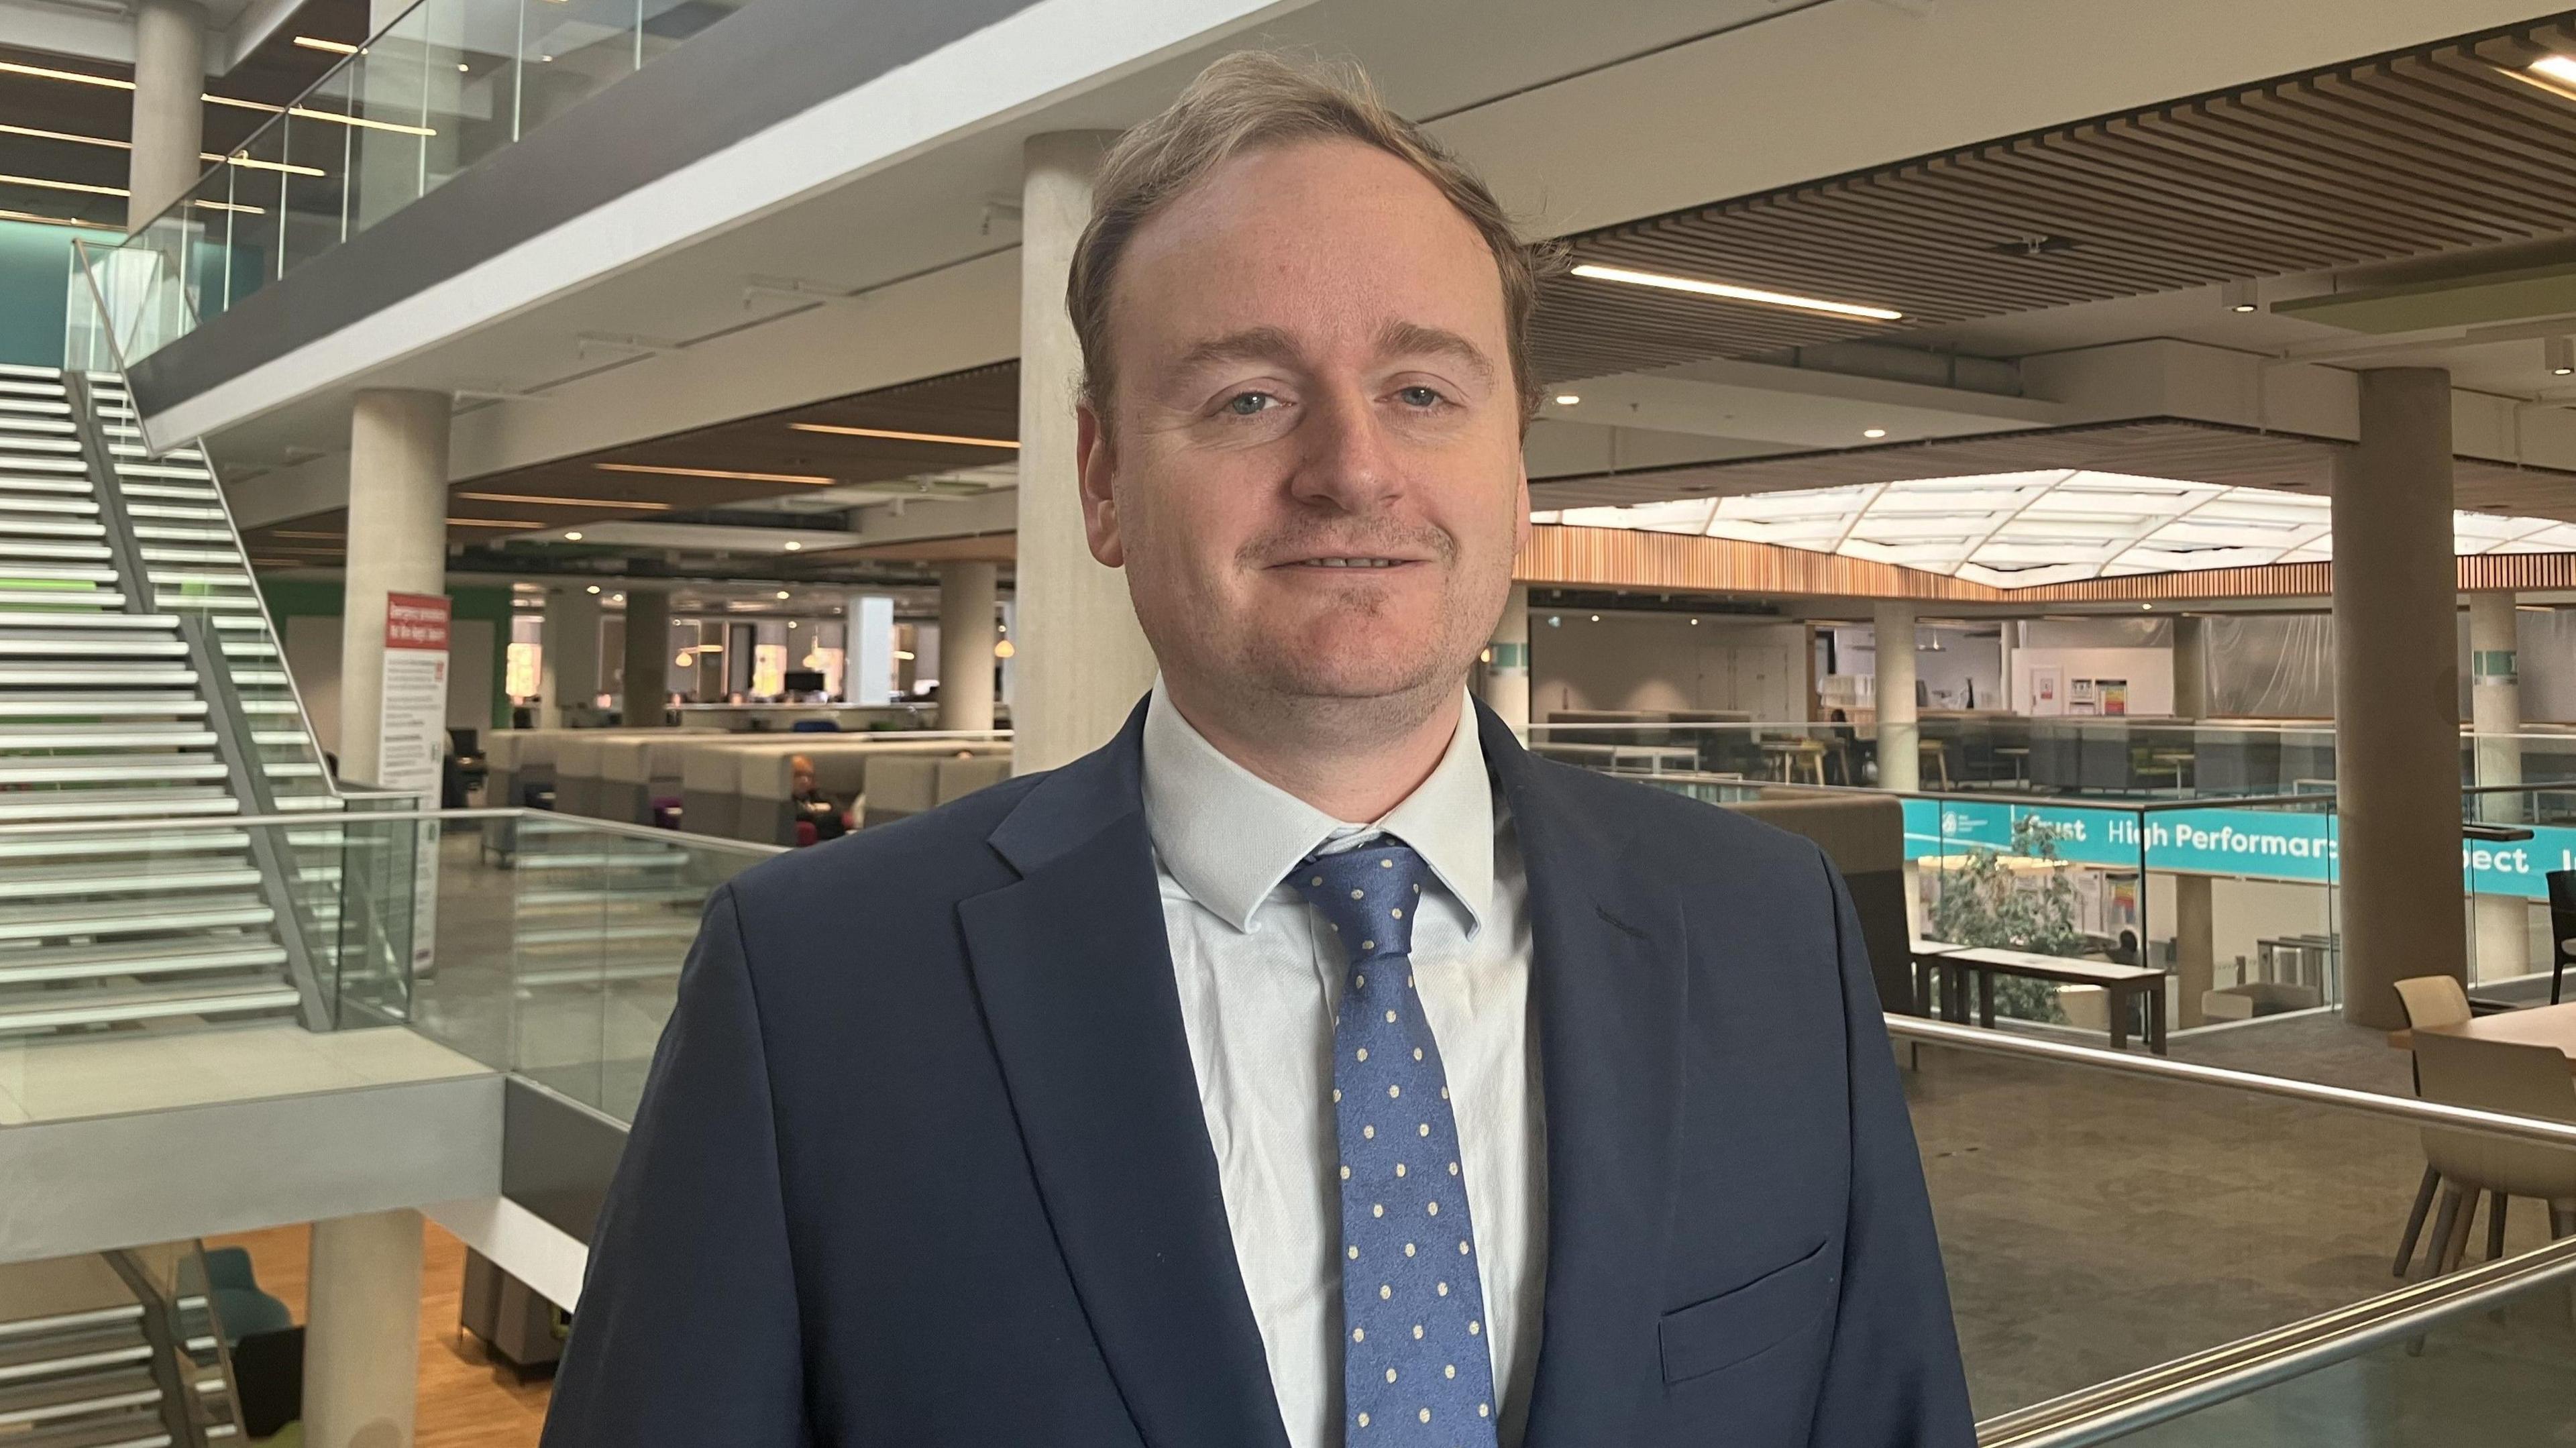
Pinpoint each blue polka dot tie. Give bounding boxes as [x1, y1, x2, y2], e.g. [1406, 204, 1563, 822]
[1293, 841, 1500, 1447]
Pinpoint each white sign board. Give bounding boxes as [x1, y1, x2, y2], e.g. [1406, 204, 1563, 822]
[381, 593, 449, 978]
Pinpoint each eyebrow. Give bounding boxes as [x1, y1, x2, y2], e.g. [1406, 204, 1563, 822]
[1376, 320, 1497, 388]
[1161, 321, 1500, 388]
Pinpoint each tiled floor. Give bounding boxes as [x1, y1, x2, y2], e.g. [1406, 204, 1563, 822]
[0, 1019, 488, 1125]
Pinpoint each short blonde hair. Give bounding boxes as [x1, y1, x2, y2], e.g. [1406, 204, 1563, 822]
[1069, 52, 1553, 425]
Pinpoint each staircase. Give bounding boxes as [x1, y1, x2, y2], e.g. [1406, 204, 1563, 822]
[0, 1248, 248, 1447]
[0, 364, 341, 1040]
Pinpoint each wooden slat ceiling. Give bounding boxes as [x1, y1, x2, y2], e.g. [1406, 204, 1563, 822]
[1527, 418, 2576, 522]
[241, 361, 1019, 569]
[1529, 13, 2576, 383]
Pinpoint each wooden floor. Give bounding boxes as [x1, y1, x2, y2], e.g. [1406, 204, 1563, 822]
[205, 1218, 555, 1448]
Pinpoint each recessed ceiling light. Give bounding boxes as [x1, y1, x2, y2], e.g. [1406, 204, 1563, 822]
[1553, 394, 1581, 406]
[1862, 428, 1888, 439]
[1570, 263, 1902, 321]
[776, 590, 792, 600]
[787, 423, 1020, 449]
[597, 462, 837, 486]
[586, 585, 602, 594]
[563, 531, 583, 541]
[784, 541, 802, 551]
[611, 594, 624, 603]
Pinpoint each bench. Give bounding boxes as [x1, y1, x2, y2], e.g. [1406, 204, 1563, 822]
[1919, 941, 2170, 1054]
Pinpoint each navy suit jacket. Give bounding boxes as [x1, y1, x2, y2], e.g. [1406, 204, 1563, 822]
[542, 701, 1974, 1447]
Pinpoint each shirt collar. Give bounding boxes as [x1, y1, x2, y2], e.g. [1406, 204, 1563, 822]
[1140, 678, 1495, 938]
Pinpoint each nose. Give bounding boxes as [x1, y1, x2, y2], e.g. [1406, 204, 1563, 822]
[1287, 383, 1403, 515]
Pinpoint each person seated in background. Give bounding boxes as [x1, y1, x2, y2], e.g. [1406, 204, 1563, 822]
[787, 754, 847, 842]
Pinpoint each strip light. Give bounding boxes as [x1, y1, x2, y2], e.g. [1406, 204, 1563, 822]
[0, 173, 266, 216]
[0, 123, 325, 176]
[0, 61, 437, 137]
[788, 422, 1020, 449]
[457, 491, 674, 510]
[445, 517, 543, 528]
[293, 36, 360, 54]
[596, 462, 838, 486]
[1569, 262, 1904, 321]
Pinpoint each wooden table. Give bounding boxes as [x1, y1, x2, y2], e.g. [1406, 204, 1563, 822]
[2389, 1001, 2576, 1074]
[1937, 944, 2171, 1054]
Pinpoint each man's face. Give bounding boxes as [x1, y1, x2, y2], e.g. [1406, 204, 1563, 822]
[1078, 139, 1529, 714]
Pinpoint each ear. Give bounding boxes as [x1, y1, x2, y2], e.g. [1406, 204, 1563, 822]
[1077, 399, 1125, 567]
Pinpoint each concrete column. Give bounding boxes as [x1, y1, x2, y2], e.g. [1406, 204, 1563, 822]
[127, 0, 206, 229]
[303, 1209, 422, 1448]
[1013, 131, 1157, 775]
[845, 594, 894, 705]
[2171, 614, 2209, 720]
[2332, 368, 2465, 1029]
[1479, 583, 1532, 736]
[2168, 613, 2215, 1025]
[2468, 591, 2529, 983]
[337, 390, 449, 787]
[538, 586, 601, 728]
[620, 586, 670, 726]
[1874, 600, 1919, 792]
[937, 562, 999, 732]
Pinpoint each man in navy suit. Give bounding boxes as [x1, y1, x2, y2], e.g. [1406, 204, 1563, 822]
[543, 51, 1972, 1448]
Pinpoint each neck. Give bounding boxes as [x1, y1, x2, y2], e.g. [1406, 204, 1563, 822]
[1163, 675, 1464, 822]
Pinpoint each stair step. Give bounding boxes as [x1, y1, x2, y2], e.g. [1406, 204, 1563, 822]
[0, 590, 122, 610]
[0, 939, 287, 988]
[114, 464, 209, 481]
[0, 1341, 150, 1385]
[0, 543, 111, 562]
[0, 726, 216, 748]
[122, 504, 219, 522]
[0, 566, 119, 583]
[0, 665, 196, 687]
[0, 1308, 143, 1343]
[0, 416, 74, 437]
[0, 640, 187, 659]
[0, 458, 85, 476]
[11, 1422, 175, 1448]
[0, 862, 261, 900]
[0, 399, 69, 418]
[0, 830, 248, 860]
[0, 789, 236, 823]
[128, 526, 229, 543]
[0, 896, 273, 942]
[0, 1372, 162, 1427]
[0, 759, 228, 785]
[113, 484, 213, 502]
[138, 548, 243, 565]
[0, 517, 102, 536]
[0, 613, 176, 631]
[0, 693, 203, 716]
[0, 983, 302, 1035]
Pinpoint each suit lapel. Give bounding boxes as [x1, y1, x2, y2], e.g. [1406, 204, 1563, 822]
[958, 705, 1291, 1448]
[1480, 706, 1690, 1445]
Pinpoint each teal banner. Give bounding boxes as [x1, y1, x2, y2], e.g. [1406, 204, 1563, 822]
[1901, 797, 2576, 901]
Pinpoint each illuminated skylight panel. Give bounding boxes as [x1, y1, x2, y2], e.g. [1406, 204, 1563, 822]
[1536, 471, 2576, 583]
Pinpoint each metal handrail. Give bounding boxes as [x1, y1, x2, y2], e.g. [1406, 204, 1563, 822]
[0, 803, 786, 854]
[1976, 1235, 2576, 1446]
[1889, 1013, 2576, 1150]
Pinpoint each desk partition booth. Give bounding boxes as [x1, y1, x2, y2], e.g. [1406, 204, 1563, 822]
[486, 727, 723, 811]
[1721, 790, 1913, 1013]
[596, 735, 718, 824]
[678, 739, 809, 840]
[741, 740, 1012, 844]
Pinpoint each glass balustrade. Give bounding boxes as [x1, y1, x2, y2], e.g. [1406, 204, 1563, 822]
[68, 0, 751, 368]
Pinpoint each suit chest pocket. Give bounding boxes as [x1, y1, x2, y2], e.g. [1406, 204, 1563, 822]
[1658, 1238, 1836, 1385]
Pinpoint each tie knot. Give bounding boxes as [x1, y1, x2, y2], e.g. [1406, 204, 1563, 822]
[1291, 840, 1432, 964]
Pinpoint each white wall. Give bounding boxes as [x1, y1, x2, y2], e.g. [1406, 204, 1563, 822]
[285, 613, 340, 757]
[1530, 611, 1806, 720]
[2009, 618, 2176, 716]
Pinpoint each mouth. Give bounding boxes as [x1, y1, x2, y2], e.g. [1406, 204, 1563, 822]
[1275, 556, 1423, 571]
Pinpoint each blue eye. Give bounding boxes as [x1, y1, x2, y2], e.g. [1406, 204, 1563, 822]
[1226, 392, 1275, 416]
[1398, 386, 1444, 408]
